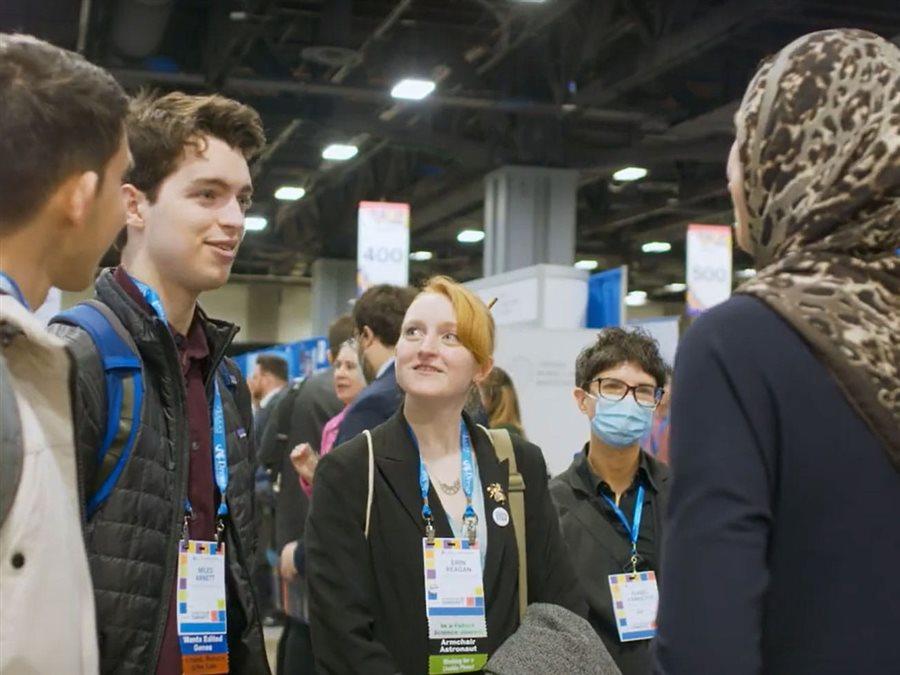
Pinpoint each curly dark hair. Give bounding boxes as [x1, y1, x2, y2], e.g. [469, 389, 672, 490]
[575, 327, 668, 390]
[353, 284, 418, 347]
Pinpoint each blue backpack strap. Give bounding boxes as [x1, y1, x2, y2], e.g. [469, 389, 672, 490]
[54, 302, 143, 519]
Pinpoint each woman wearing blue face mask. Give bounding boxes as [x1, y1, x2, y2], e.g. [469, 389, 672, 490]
[549, 327, 669, 675]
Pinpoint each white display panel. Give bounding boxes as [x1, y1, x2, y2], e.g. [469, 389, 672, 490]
[493, 326, 599, 476]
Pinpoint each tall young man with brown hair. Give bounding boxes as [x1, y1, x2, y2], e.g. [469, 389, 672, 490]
[52, 92, 270, 674]
[0, 33, 130, 672]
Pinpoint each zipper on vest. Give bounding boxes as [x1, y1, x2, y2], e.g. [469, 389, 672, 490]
[148, 320, 192, 670]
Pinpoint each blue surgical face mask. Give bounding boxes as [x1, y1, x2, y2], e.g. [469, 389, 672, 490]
[587, 394, 653, 448]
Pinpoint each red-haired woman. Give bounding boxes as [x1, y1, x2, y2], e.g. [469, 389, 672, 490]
[306, 276, 585, 674]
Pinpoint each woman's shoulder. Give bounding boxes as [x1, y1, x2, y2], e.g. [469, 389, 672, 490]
[320, 432, 371, 473]
[687, 294, 775, 342]
[475, 425, 546, 476]
[681, 294, 805, 368]
[325, 413, 403, 468]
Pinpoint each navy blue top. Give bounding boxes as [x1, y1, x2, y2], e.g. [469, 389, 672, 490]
[654, 295, 900, 675]
[334, 362, 403, 446]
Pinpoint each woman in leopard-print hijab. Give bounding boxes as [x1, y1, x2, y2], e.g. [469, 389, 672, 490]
[729, 28, 899, 470]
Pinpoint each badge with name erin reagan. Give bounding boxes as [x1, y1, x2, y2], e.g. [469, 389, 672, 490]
[608, 571, 659, 642]
[423, 538, 489, 674]
[177, 540, 229, 674]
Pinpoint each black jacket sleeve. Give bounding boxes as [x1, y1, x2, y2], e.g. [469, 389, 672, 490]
[652, 308, 773, 675]
[305, 445, 400, 675]
[518, 440, 588, 617]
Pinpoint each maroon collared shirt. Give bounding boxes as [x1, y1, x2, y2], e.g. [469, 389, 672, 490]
[113, 268, 218, 674]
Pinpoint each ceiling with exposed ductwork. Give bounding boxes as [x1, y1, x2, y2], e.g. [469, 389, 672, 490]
[4, 0, 899, 300]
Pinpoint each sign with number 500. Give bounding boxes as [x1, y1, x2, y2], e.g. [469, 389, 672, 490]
[686, 224, 732, 316]
[357, 201, 410, 294]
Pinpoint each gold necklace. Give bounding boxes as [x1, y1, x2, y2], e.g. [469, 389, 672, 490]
[436, 478, 461, 495]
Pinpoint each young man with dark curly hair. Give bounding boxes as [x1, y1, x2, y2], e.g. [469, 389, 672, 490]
[51, 91, 270, 675]
[549, 327, 670, 675]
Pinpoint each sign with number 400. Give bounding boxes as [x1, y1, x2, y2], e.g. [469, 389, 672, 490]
[357, 201, 410, 294]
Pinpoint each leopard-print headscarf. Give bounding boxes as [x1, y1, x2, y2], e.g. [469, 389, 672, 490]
[734, 29, 900, 470]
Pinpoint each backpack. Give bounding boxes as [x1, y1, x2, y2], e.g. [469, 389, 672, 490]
[257, 376, 306, 479]
[52, 300, 237, 520]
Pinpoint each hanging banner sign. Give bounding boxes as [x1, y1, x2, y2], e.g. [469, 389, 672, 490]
[686, 224, 732, 316]
[357, 201, 410, 294]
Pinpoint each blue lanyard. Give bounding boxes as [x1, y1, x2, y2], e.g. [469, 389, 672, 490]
[601, 485, 645, 574]
[408, 419, 478, 544]
[0, 272, 30, 310]
[130, 276, 229, 525]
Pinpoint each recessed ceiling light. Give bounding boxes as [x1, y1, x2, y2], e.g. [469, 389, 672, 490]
[663, 282, 687, 293]
[736, 268, 757, 279]
[642, 241, 671, 254]
[613, 166, 648, 182]
[274, 185, 306, 201]
[457, 229, 485, 244]
[322, 143, 358, 161]
[390, 78, 436, 101]
[409, 250, 433, 261]
[625, 290, 648, 307]
[574, 259, 599, 270]
[244, 216, 267, 232]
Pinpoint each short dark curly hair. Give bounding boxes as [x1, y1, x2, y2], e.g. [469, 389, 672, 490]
[353, 284, 418, 347]
[575, 327, 668, 390]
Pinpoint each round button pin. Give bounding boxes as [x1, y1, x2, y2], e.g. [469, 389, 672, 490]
[492, 507, 510, 527]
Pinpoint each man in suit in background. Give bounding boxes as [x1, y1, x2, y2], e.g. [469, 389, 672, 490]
[247, 353, 288, 625]
[250, 353, 289, 446]
[259, 315, 354, 675]
[333, 284, 418, 446]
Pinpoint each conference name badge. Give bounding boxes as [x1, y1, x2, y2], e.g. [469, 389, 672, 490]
[608, 571, 659, 642]
[423, 538, 489, 674]
[177, 540, 229, 674]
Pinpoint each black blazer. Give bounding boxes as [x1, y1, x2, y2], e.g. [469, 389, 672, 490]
[334, 362, 403, 446]
[306, 409, 587, 675]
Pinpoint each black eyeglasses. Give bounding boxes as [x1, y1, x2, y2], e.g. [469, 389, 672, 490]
[586, 377, 663, 409]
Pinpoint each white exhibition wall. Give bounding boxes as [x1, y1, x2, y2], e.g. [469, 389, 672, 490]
[493, 325, 598, 476]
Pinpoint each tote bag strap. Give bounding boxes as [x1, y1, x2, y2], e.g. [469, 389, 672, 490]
[478, 425, 527, 621]
[363, 430, 374, 539]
